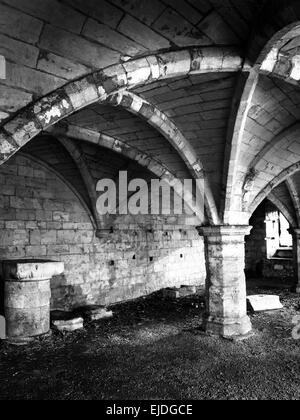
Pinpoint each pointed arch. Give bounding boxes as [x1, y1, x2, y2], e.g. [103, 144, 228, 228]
[249, 162, 300, 215]
[267, 192, 297, 228]
[286, 177, 300, 226]
[107, 90, 219, 224]
[0, 47, 245, 168]
[55, 136, 105, 232]
[48, 124, 205, 223]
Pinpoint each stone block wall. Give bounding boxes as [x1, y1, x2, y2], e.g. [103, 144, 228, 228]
[262, 258, 293, 281]
[0, 154, 205, 311]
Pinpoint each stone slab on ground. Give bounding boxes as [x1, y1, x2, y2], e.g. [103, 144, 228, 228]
[247, 295, 283, 312]
[79, 305, 113, 322]
[163, 285, 204, 299]
[52, 317, 83, 332]
[51, 311, 83, 332]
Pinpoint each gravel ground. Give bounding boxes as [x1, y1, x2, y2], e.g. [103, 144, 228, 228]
[0, 286, 300, 400]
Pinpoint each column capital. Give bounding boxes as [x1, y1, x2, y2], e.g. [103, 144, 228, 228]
[196, 225, 252, 237]
[2, 259, 64, 282]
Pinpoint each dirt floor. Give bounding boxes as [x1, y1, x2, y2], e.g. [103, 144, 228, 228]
[0, 284, 300, 400]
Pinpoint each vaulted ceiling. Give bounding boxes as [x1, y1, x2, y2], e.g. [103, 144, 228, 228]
[2, 0, 300, 227]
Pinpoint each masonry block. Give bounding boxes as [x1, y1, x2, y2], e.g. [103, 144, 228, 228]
[3, 259, 64, 344]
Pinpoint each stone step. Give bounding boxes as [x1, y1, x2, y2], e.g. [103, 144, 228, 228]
[52, 317, 84, 332]
[247, 295, 283, 312]
[51, 306, 113, 332]
[78, 305, 113, 322]
[51, 310, 83, 332]
[163, 285, 204, 299]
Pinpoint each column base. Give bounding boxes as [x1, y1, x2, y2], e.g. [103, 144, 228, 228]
[6, 336, 35, 346]
[203, 314, 252, 338]
[5, 330, 52, 346]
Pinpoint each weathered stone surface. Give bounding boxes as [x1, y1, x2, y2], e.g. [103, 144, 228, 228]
[118, 15, 170, 50]
[5, 306, 50, 341]
[198, 226, 252, 338]
[111, 0, 165, 26]
[37, 53, 89, 80]
[0, 3, 43, 44]
[64, 0, 123, 29]
[0, 111, 9, 123]
[0, 3, 299, 349]
[3, 260, 64, 281]
[80, 305, 113, 322]
[52, 317, 84, 332]
[65, 77, 99, 111]
[3, 259, 64, 342]
[5, 280, 51, 308]
[198, 11, 239, 45]
[0, 34, 39, 68]
[153, 8, 211, 47]
[0, 86, 32, 113]
[157, 51, 191, 79]
[247, 295, 283, 312]
[0, 154, 205, 313]
[163, 285, 201, 299]
[3, 62, 65, 96]
[0, 130, 18, 163]
[33, 90, 73, 129]
[6, 0, 85, 34]
[40, 25, 120, 69]
[161, 0, 203, 25]
[4, 109, 41, 147]
[83, 19, 146, 57]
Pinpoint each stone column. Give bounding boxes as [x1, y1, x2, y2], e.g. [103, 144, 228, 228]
[2, 260, 64, 344]
[197, 226, 252, 338]
[290, 229, 300, 293]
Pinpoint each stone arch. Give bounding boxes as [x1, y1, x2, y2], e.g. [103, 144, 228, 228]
[49, 124, 204, 224]
[242, 123, 300, 211]
[107, 90, 219, 224]
[255, 18, 300, 84]
[267, 192, 297, 229]
[247, 122, 300, 172]
[249, 162, 300, 216]
[223, 18, 300, 224]
[286, 177, 300, 226]
[0, 47, 244, 166]
[55, 136, 105, 232]
[221, 69, 259, 224]
[249, 1, 300, 64]
[0, 47, 245, 225]
[8, 150, 97, 229]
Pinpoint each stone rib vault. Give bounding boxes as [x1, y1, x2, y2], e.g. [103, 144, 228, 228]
[1, 0, 300, 339]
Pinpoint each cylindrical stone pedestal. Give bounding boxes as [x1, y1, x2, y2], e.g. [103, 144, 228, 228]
[197, 226, 252, 338]
[2, 260, 64, 344]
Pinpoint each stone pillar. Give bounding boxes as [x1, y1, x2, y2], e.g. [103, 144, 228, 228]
[290, 229, 300, 293]
[2, 260, 64, 344]
[197, 226, 252, 338]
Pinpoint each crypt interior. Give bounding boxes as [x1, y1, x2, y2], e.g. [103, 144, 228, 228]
[0, 0, 300, 401]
